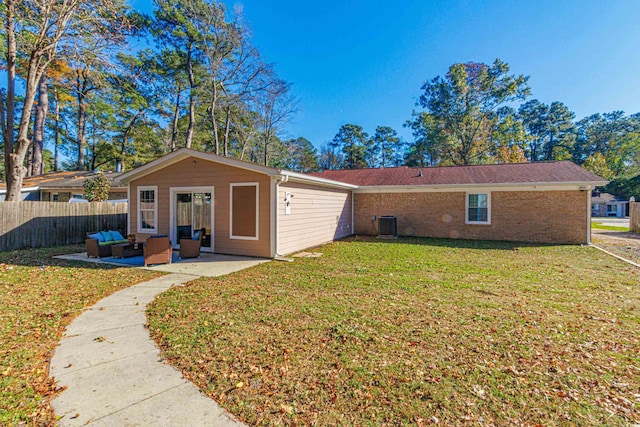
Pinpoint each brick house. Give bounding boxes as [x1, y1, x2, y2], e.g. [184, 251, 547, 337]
[314, 162, 607, 245]
[118, 149, 606, 258]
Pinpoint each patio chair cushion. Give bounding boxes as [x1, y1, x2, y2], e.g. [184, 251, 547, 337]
[88, 232, 104, 242]
[108, 230, 125, 241]
[101, 231, 114, 242]
[98, 239, 128, 246]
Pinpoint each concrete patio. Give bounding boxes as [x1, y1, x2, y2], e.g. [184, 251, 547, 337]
[55, 251, 270, 277]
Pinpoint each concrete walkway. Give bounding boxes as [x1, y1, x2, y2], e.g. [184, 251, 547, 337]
[50, 270, 255, 426]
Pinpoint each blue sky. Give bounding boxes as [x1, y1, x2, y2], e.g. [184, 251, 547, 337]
[133, 0, 640, 148]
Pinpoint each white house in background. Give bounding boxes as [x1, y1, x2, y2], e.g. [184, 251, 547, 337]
[591, 190, 630, 218]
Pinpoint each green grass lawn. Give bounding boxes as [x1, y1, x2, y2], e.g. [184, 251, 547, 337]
[591, 222, 630, 232]
[0, 245, 161, 425]
[148, 237, 640, 426]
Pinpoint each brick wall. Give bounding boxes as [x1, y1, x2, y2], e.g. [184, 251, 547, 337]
[354, 190, 588, 244]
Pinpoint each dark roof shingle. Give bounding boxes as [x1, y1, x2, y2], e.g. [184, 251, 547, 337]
[311, 161, 605, 186]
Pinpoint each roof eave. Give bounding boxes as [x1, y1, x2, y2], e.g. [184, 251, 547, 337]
[281, 171, 359, 189]
[355, 180, 608, 192]
[118, 148, 281, 183]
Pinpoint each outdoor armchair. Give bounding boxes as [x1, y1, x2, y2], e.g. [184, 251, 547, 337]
[143, 236, 172, 266]
[179, 228, 205, 259]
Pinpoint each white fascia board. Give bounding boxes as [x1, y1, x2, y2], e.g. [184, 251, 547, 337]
[280, 171, 359, 190]
[0, 186, 40, 194]
[119, 148, 281, 183]
[355, 182, 607, 194]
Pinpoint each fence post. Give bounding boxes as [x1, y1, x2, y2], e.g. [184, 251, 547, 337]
[630, 202, 640, 233]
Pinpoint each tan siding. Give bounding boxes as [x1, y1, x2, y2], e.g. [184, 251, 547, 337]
[354, 190, 588, 244]
[277, 182, 352, 255]
[129, 158, 271, 257]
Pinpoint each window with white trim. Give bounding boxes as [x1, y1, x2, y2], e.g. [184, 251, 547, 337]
[138, 186, 158, 233]
[230, 183, 259, 240]
[466, 193, 490, 224]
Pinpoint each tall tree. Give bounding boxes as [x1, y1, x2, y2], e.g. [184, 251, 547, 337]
[1, 0, 131, 199]
[404, 111, 447, 167]
[154, 0, 206, 149]
[329, 124, 369, 169]
[318, 144, 343, 171]
[491, 107, 527, 163]
[28, 74, 48, 176]
[573, 111, 639, 175]
[254, 77, 297, 166]
[518, 99, 575, 162]
[417, 59, 530, 165]
[285, 137, 319, 173]
[372, 125, 403, 167]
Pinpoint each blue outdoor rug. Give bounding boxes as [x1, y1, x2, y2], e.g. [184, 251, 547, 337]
[103, 253, 180, 266]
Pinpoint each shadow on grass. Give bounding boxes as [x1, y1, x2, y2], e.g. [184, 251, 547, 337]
[592, 230, 640, 240]
[344, 235, 554, 251]
[0, 244, 123, 270]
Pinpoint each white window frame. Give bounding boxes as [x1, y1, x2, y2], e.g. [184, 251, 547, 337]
[137, 185, 158, 234]
[230, 182, 259, 241]
[466, 192, 491, 225]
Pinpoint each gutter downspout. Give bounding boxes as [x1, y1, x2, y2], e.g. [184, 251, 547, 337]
[271, 174, 289, 258]
[126, 183, 131, 236]
[586, 186, 592, 245]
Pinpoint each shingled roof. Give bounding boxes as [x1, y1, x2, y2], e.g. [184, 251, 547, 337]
[311, 161, 606, 187]
[0, 171, 125, 190]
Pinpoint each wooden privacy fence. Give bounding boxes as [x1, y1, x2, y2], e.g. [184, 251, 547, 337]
[0, 201, 128, 252]
[631, 202, 640, 233]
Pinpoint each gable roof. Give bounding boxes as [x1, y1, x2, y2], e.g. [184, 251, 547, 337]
[0, 171, 125, 192]
[118, 148, 357, 190]
[311, 161, 607, 187]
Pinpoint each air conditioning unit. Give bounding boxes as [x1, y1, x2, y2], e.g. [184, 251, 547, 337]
[378, 215, 397, 239]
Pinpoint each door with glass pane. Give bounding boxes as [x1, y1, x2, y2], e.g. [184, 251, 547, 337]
[172, 188, 213, 252]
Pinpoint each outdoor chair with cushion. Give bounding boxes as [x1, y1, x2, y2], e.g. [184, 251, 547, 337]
[85, 230, 128, 258]
[143, 235, 172, 266]
[179, 228, 205, 259]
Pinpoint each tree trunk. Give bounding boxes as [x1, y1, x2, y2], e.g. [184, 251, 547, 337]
[4, 0, 17, 198]
[209, 81, 219, 155]
[185, 42, 195, 149]
[223, 104, 231, 157]
[76, 71, 88, 170]
[53, 88, 60, 171]
[118, 109, 145, 171]
[31, 74, 48, 176]
[77, 98, 86, 170]
[5, 23, 47, 199]
[263, 131, 271, 166]
[170, 89, 181, 151]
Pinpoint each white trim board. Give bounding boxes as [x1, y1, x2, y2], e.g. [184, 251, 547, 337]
[229, 182, 260, 241]
[355, 183, 599, 194]
[169, 186, 215, 253]
[137, 185, 158, 234]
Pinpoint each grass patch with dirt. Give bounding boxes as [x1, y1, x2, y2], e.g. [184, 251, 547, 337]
[148, 237, 640, 426]
[0, 245, 161, 425]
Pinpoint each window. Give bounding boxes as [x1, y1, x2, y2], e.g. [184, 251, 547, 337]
[466, 193, 490, 224]
[230, 183, 259, 240]
[138, 186, 158, 233]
